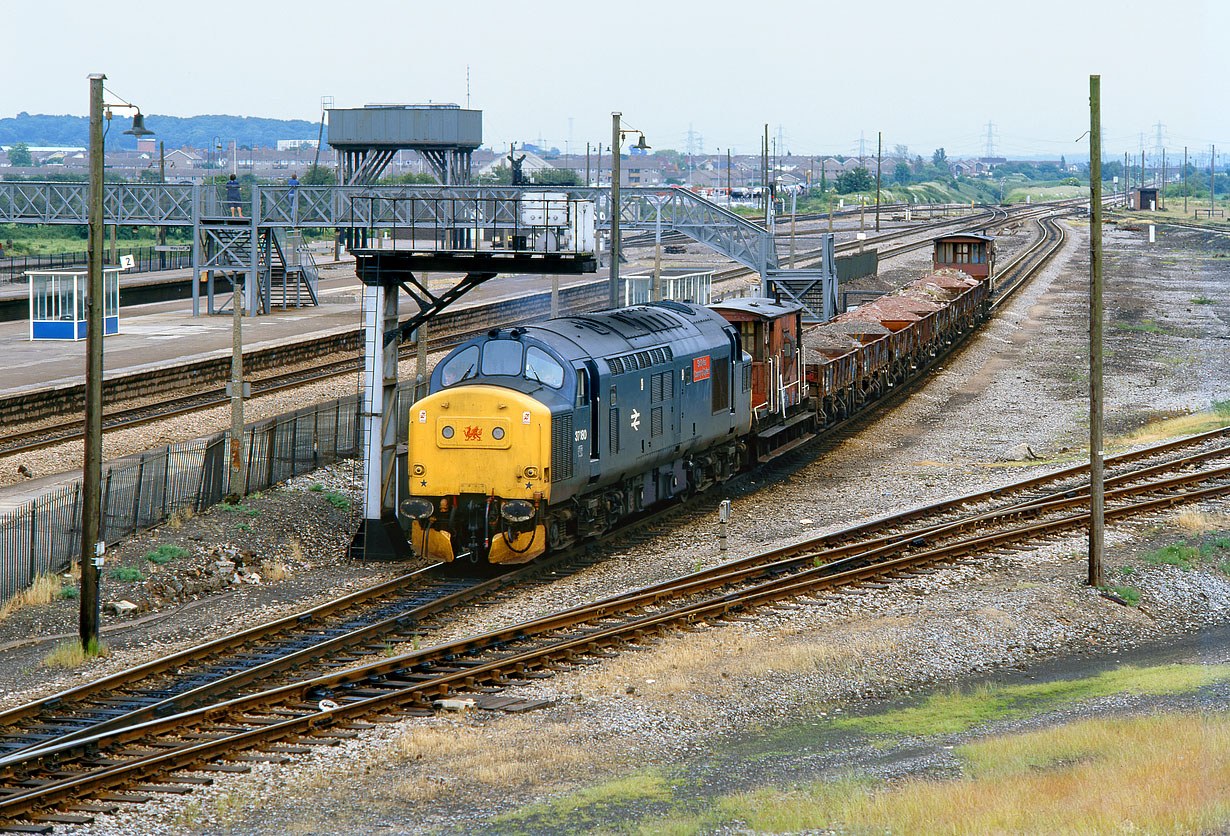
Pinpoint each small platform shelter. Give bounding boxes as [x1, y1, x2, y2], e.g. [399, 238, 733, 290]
[27, 267, 119, 340]
[1130, 187, 1160, 211]
[932, 232, 994, 280]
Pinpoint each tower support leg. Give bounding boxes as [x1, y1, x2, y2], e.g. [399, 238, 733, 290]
[351, 280, 410, 560]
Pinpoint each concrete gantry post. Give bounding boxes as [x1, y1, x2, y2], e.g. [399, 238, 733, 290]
[357, 279, 402, 559]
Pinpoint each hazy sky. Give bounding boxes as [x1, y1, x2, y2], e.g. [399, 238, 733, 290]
[4, 0, 1224, 160]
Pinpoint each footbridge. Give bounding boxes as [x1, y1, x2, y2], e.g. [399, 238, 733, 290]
[0, 182, 833, 317]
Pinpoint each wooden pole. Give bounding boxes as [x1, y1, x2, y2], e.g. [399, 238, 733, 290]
[875, 131, 882, 232]
[1088, 74, 1105, 589]
[81, 72, 106, 651]
[609, 113, 621, 309]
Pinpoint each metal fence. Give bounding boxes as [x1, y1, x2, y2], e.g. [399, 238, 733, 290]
[0, 246, 193, 281]
[0, 387, 395, 602]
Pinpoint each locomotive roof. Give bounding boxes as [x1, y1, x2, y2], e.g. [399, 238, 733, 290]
[521, 300, 731, 360]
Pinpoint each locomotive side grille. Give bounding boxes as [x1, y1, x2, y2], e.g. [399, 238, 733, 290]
[607, 357, 624, 375]
[651, 373, 664, 402]
[551, 414, 573, 482]
[609, 408, 620, 454]
[651, 406, 663, 437]
[663, 371, 674, 400]
[742, 363, 752, 392]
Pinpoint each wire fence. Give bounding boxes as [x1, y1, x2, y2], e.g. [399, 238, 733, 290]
[0, 385, 414, 602]
[0, 246, 193, 281]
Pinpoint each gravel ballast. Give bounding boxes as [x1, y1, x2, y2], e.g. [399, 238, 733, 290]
[0, 218, 1227, 835]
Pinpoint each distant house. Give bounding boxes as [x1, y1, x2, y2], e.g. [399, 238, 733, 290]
[166, 149, 202, 168]
[951, 159, 991, 177]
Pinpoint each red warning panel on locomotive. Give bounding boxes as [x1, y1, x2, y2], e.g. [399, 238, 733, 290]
[692, 355, 711, 381]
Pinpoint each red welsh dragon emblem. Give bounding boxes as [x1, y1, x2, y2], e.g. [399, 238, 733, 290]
[464, 425, 482, 441]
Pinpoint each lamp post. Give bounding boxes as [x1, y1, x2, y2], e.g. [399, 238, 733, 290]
[82, 73, 151, 651]
[609, 113, 649, 309]
[212, 135, 221, 170]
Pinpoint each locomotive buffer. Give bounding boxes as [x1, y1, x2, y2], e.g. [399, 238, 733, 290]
[349, 193, 598, 561]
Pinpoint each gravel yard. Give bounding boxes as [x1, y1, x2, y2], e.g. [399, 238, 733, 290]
[1, 218, 1227, 835]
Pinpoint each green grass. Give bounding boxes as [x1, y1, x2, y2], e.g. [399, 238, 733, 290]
[144, 544, 190, 565]
[493, 773, 672, 831]
[309, 483, 324, 492]
[829, 664, 1230, 737]
[1104, 585, 1141, 605]
[236, 522, 252, 533]
[324, 491, 350, 510]
[108, 566, 145, 583]
[58, 583, 78, 600]
[706, 713, 1230, 836]
[218, 501, 260, 516]
[1141, 536, 1230, 571]
[1191, 295, 1215, 305]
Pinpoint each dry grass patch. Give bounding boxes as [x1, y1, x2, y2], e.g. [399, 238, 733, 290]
[167, 504, 195, 530]
[576, 621, 901, 713]
[1121, 403, 1230, 446]
[719, 711, 1230, 836]
[0, 573, 62, 621]
[260, 558, 290, 582]
[286, 537, 306, 564]
[43, 638, 107, 669]
[391, 717, 596, 801]
[1173, 508, 1230, 534]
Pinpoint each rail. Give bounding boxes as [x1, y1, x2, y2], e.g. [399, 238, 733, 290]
[0, 431, 1226, 825]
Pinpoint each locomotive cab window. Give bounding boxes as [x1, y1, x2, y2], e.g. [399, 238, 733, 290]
[480, 339, 523, 377]
[524, 346, 564, 388]
[440, 345, 479, 386]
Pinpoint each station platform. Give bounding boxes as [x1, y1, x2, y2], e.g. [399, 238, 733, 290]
[0, 262, 604, 400]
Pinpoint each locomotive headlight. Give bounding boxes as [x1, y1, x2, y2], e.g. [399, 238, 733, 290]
[523, 466, 538, 479]
[492, 426, 505, 440]
[401, 498, 434, 520]
[441, 425, 455, 439]
[500, 499, 535, 523]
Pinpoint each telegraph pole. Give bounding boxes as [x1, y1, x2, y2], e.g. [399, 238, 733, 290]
[874, 131, 882, 232]
[1161, 148, 1166, 210]
[1088, 74, 1105, 589]
[1184, 146, 1188, 215]
[229, 267, 245, 499]
[763, 124, 770, 217]
[1212, 145, 1217, 216]
[610, 113, 622, 309]
[81, 72, 106, 651]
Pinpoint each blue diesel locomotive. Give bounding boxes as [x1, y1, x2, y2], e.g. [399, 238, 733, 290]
[400, 300, 753, 564]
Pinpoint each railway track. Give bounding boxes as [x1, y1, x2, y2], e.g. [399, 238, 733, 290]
[0, 425, 1225, 829]
[0, 202, 1046, 457]
[0, 199, 1197, 828]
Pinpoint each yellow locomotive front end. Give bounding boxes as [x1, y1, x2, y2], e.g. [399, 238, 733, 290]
[402, 384, 553, 564]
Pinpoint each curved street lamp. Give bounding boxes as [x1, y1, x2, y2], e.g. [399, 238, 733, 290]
[83, 74, 153, 650]
[609, 112, 650, 308]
